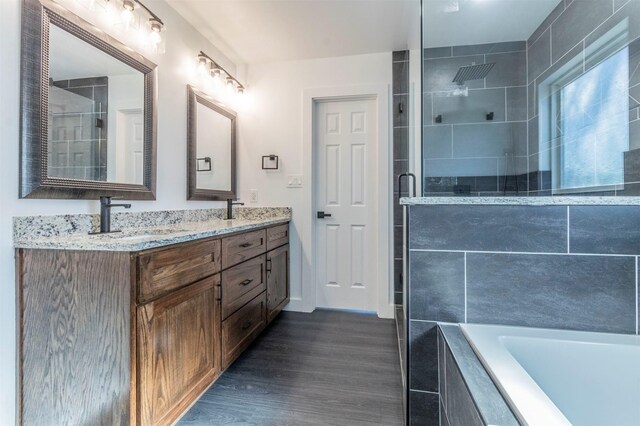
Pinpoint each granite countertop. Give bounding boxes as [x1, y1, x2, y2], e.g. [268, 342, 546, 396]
[400, 196, 640, 206]
[13, 207, 291, 251]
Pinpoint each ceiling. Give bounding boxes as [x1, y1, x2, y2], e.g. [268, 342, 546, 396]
[168, 0, 561, 65]
[168, 0, 419, 64]
[423, 0, 561, 48]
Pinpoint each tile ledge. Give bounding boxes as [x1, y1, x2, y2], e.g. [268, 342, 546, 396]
[400, 196, 640, 206]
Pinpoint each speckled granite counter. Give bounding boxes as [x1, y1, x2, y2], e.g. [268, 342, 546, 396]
[400, 196, 640, 205]
[13, 207, 291, 251]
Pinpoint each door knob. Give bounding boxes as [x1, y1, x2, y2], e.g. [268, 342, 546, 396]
[317, 211, 332, 219]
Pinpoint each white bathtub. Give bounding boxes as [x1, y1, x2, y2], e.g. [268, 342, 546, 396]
[460, 324, 640, 426]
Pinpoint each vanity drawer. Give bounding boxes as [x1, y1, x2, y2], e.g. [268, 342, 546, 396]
[221, 229, 266, 269]
[138, 239, 221, 302]
[266, 224, 289, 250]
[221, 255, 266, 319]
[221, 292, 266, 368]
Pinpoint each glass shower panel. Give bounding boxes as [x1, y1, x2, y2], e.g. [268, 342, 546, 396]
[421, 0, 640, 197]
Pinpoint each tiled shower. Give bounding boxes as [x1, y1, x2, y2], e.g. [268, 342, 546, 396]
[422, 0, 640, 197]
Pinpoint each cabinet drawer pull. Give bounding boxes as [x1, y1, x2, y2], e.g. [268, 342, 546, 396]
[266, 259, 272, 273]
[239, 242, 252, 248]
[241, 320, 253, 330]
[239, 279, 253, 286]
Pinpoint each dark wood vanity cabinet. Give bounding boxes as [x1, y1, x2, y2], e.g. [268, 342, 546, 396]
[137, 276, 221, 426]
[267, 244, 290, 322]
[16, 222, 289, 426]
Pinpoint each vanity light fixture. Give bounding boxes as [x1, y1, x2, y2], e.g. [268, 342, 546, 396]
[197, 50, 246, 95]
[96, 0, 166, 51]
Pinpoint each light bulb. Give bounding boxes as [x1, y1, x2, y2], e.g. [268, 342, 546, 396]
[210, 67, 221, 82]
[226, 77, 235, 92]
[149, 19, 162, 46]
[149, 30, 161, 46]
[121, 0, 135, 25]
[197, 55, 208, 74]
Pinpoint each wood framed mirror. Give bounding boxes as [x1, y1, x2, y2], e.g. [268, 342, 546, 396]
[187, 85, 237, 201]
[20, 0, 157, 199]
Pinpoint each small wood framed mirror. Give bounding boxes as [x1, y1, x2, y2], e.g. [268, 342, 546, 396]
[187, 85, 237, 200]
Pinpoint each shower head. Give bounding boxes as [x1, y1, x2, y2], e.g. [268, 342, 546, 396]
[452, 63, 495, 85]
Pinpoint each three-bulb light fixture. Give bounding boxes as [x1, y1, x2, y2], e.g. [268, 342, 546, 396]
[117, 0, 164, 48]
[197, 51, 245, 95]
[74, 0, 165, 51]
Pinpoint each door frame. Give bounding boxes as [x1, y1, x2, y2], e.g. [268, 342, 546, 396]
[301, 85, 392, 318]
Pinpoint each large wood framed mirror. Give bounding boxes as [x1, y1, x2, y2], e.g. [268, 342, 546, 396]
[187, 85, 237, 201]
[20, 0, 157, 199]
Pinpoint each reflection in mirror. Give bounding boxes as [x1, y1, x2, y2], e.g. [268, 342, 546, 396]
[48, 24, 145, 184]
[422, 0, 640, 196]
[187, 85, 237, 200]
[195, 102, 232, 191]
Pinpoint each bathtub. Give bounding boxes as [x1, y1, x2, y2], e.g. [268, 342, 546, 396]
[460, 324, 640, 426]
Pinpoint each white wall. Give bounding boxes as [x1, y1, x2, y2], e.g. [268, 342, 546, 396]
[0, 0, 240, 422]
[237, 52, 392, 312]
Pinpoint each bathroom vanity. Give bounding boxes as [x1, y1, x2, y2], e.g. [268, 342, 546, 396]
[15, 213, 290, 425]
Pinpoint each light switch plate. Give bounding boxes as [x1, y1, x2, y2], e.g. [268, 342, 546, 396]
[287, 175, 303, 188]
[248, 189, 258, 203]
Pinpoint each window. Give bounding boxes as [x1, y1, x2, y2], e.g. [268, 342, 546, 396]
[557, 47, 629, 192]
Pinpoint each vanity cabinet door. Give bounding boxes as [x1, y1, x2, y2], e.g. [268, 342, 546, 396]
[137, 275, 221, 426]
[266, 244, 289, 322]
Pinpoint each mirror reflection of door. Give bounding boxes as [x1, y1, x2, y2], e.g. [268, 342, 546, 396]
[47, 23, 145, 185]
[114, 109, 144, 185]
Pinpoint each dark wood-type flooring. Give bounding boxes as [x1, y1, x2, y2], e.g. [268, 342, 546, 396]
[178, 310, 404, 425]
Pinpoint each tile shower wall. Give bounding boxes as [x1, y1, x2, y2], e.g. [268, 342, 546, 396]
[393, 50, 410, 307]
[405, 203, 640, 424]
[527, 0, 640, 195]
[49, 77, 108, 181]
[423, 42, 528, 195]
[423, 1, 640, 197]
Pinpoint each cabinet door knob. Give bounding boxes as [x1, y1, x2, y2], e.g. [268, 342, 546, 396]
[240, 279, 253, 286]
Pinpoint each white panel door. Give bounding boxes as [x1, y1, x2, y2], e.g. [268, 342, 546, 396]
[315, 98, 377, 311]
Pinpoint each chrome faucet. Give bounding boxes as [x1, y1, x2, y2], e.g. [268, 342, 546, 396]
[91, 196, 131, 234]
[226, 198, 244, 220]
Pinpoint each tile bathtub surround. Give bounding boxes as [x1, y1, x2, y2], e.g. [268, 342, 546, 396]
[438, 325, 519, 426]
[407, 204, 640, 334]
[408, 205, 567, 253]
[405, 203, 640, 425]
